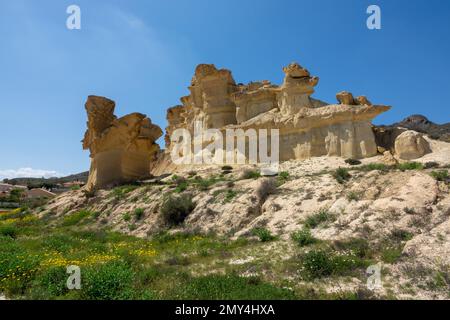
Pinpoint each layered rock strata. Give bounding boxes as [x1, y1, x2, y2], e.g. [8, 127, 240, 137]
[164, 62, 390, 163]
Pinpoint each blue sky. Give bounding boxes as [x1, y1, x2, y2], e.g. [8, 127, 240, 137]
[1, 0, 449, 178]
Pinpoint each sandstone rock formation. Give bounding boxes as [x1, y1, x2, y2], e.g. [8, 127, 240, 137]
[394, 130, 431, 160]
[336, 91, 372, 106]
[163, 62, 390, 166]
[83, 96, 162, 190]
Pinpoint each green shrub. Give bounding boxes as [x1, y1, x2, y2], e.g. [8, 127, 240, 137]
[193, 176, 223, 191]
[278, 171, 290, 180]
[301, 250, 333, 279]
[333, 168, 351, 184]
[32, 266, 68, 298]
[241, 169, 261, 180]
[332, 238, 371, 259]
[134, 208, 145, 220]
[391, 229, 413, 242]
[223, 190, 238, 203]
[301, 250, 365, 280]
[0, 224, 18, 238]
[397, 162, 424, 171]
[161, 194, 195, 226]
[43, 234, 80, 252]
[291, 228, 317, 247]
[430, 170, 449, 182]
[381, 245, 403, 263]
[110, 185, 138, 200]
[123, 213, 131, 222]
[61, 210, 92, 226]
[82, 261, 134, 300]
[304, 209, 334, 229]
[252, 228, 276, 242]
[70, 185, 81, 191]
[345, 159, 362, 166]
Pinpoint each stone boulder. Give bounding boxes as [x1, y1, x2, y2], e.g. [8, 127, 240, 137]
[82, 96, 162, 190]
[394, 130, 431, 160]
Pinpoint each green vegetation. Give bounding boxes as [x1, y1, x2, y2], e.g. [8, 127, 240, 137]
[291, 228, 317, 247]
[134, 208, 145, 220]
[223, 190, 238, 203]
[111, 185, 139, 201]
[252, 228, 276, 242]
[397, 162, 424, 171]
[333, 168, 351, 184]
[172, 274, 295, 300]
[62, 210, 93, 226]
[1, 210, 280, 300]
[277, 171, 290, 184]
[430, 170, 449, 182]
[160, 194, 195, 226]
[241, 169, 261, 180]
[300, 249, 367, 280]
[304, 209, 334, 229]
[191, 175, 227, 191]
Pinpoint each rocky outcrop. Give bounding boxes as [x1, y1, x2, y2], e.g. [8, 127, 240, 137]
[163, 62, 390, 165]
[394, 130, 431, 160]
[83, 96, 162, 190]
[393, 115, 450, 143]
[336, 91, 372, 106]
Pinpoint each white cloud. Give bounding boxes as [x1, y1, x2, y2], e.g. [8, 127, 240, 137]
[0, 168, 64, 180]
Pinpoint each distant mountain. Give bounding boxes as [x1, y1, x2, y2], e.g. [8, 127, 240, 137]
[2, 171, 89, 187]
[386, 115, 450, 142]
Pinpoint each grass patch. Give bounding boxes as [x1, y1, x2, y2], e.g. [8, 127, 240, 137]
[291, 228, 317, 247]
[241, 169, 261, 180]
[172, 274, 295, 300]
[277, 171, 290, 184]
[396, 162, 423, 171]
[134, 208, 145, 220]
[110, 185, 139, 201]
[223, 190, 238, 204]
[304, 209, 334, 229]
[333, 168, 351, 184]
[0, 224, 18, 238]
[252, 228, 276, 242]
[61, 210, 92, 226]
[430, 170, 449, 182]
[301, 249, 367, 280]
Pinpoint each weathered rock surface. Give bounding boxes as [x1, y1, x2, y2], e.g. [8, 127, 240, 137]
[82, 96, 162, 190]
[161, 62, 390, 171]
[395, 130, 431, 160]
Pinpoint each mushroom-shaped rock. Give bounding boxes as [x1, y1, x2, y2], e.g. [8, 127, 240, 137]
[83, 96, 163, 190]
[394, 130, 431, 160]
